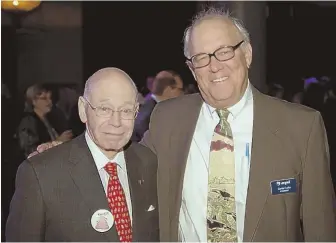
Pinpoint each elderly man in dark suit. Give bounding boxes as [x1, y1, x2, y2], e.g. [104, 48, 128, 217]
[6, 67, 159, 242]
[142, 7, 336, 242]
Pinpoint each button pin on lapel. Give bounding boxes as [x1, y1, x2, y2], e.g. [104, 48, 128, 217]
[91, 209, 114, 233]
[138, 179, 144, 185]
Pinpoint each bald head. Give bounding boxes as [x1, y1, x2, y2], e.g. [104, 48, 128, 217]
[155, 70, 174, 80]
[84, 67, 137, 100]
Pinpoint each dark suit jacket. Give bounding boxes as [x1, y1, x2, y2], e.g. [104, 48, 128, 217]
[6, 134, 159, 242]
[132, 97, 157, 142]
[142, 85, 336, 242]
[17, 112, 67, 157]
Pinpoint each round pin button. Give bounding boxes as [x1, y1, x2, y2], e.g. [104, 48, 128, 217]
[91, 209, 114, 233]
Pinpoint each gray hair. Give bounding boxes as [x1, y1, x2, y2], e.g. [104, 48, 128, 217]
[183, 7, 251, 58]
[24, 84, 50, 112]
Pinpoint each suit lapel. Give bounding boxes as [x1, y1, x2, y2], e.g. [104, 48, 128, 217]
[170, 94, 203, 238]
[243, 87, 281, 241]
[68, 134, 119, 242]
[167, 91, 281, 241]
[124, 143, 144, 242]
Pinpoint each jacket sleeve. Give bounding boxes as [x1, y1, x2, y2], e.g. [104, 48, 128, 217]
[6, 161, 45, 242]
[140, 105, 160, 155]
[302, 112, 336, 241]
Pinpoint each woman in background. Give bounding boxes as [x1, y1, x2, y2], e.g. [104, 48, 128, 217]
[17, 84, 73, 157]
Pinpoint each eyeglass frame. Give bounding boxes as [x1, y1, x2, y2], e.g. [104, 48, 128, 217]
[82, 96, 139, 120]
[186, 40, 245, 69]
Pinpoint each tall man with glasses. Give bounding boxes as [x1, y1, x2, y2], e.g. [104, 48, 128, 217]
[141, 7, 336, 242]
[6, 68, 159, 242]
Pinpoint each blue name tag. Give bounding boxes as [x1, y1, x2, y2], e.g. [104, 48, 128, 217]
[270, 178, 296, 195]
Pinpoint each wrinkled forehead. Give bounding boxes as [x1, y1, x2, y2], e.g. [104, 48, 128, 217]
[189, 17, 242, 54]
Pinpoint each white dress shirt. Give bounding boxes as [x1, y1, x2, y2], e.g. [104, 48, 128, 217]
[179, 82, 254, 242]
[151, 94, 160, 103]
[85, 132, 133, 223]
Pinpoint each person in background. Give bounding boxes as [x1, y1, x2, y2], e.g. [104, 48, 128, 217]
[17, 84, 73, 157]
[132, 71, 184, 142]
[323, 79, 336, 193]
[144, 76, 155, 101]
[268, 83, 284, 99]
[301, 83, 326, 112]
[184, 83, 199, 94]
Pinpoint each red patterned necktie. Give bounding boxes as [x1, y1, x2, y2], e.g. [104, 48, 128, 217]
[104, 162, 132, 242]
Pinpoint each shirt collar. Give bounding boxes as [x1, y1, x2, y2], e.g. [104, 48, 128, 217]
[151, 94, 160, 103]
[85, 131, 125, 172]
[205, 80, 253, 120]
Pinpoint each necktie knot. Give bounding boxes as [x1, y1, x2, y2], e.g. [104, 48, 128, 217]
[104, 162, 118, 177]
[216, 109, 230, 121]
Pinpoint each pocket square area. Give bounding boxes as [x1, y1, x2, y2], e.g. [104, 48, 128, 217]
[147, 205, 155, 211]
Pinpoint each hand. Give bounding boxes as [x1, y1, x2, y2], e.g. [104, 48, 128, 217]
[27, 150, 39, 159]
[27, 140, 63, 158]
[37, 140, 63, 153]
[56, 130, 73, 142]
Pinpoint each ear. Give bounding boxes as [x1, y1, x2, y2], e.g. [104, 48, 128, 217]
[78, 96, 87, 124]
[186, 61, 197, 82]
[244, 43, 253, 69]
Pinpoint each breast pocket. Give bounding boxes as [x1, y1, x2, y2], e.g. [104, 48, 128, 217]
[268, 173, 301, 221]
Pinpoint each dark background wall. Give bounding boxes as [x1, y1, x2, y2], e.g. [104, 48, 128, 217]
[82, 1, 336, 91]
[3, 2, 336, 97]
[267, 2, 336, 85]
[82, 1, 197, 90]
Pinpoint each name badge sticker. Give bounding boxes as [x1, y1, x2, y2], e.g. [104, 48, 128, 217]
[270, 178, 296, 195]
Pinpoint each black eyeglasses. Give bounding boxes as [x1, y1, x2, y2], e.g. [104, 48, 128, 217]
[186, 40, 244, 69]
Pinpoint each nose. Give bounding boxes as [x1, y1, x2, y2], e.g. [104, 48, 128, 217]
[107, 111, 122, 127]
[209, 55, 223, 73]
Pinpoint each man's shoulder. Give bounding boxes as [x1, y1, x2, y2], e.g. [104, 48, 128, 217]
[27, 135, 85, 168]
[127, 142, 156, 161]
[256, 92, 321, 135]
[260, 92, 319, 118]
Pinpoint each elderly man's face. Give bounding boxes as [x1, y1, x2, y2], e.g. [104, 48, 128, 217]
[188, 17, 252, 108]
[79, 76, 138, 156]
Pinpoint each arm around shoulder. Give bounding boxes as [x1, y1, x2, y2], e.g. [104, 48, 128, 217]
[6, 160, 45, 242]
[302, 112, 336, 241]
